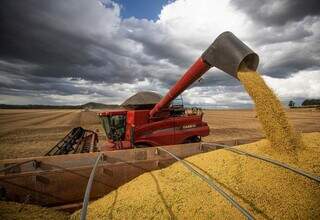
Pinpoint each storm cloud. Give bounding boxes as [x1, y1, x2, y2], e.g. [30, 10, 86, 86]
[0, 0, 319, 107]
[232, 0, 320, 26]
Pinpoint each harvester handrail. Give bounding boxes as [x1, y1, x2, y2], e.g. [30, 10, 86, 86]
[202, 142, 320, 183]
[80, 152, 104, 220]
[157, 147, 255, 220]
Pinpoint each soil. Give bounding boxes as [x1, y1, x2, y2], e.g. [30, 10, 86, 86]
[0, 108, 319, 159]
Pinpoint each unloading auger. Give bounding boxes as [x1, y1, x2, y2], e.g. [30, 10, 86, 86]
[99, 31, 259, 150]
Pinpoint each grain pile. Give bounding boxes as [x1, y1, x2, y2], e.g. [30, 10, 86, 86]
[237, 69, 303, 152]
[0, 201, 68, 220]
[71, 132, 320, 219]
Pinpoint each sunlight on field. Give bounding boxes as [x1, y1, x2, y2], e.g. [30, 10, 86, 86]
[0, 109, 319, 159]
[0, 109, 104, 159]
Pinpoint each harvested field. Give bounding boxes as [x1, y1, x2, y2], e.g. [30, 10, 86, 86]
[202, 108, 320, 142]
[0, 109, 104, 159]
[0, 108, 319, 159]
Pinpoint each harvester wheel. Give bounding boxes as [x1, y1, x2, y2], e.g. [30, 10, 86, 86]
[184, 136, 201, 143]
[135, 143, 152, 148]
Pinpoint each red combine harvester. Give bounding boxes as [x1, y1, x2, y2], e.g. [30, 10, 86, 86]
[98, 92, 209, 150]
[98, 31, 258, 150]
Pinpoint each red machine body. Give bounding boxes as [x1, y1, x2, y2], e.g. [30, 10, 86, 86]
[99, 108, 209, 150]
[150, 58, 210, 117]
[99, 58, 211, 151]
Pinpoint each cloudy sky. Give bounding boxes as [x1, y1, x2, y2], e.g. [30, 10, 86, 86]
[0, 0, 319, 108]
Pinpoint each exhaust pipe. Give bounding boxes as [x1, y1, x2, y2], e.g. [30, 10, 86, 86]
[202, 31, 259, 78]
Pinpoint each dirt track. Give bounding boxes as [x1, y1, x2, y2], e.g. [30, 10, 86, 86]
[0, 108, 319, 159]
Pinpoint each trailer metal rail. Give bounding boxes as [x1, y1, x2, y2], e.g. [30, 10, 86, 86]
[202, 142, 320, 183]
[157, 146, 255, 220]
[0, 159, 37, 173]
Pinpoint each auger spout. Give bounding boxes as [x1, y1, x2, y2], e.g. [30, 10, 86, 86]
[149, 31, 259, 118]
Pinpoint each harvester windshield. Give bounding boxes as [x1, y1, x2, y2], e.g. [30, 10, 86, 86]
[99, 112, 126, 141]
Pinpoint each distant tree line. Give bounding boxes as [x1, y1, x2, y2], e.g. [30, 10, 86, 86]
[301, 99, 320, 106]
[288, 100, 295, 107]
[288, 99, 320, 108]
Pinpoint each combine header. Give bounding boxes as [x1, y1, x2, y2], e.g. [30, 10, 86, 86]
[45, 127, 98, 156]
